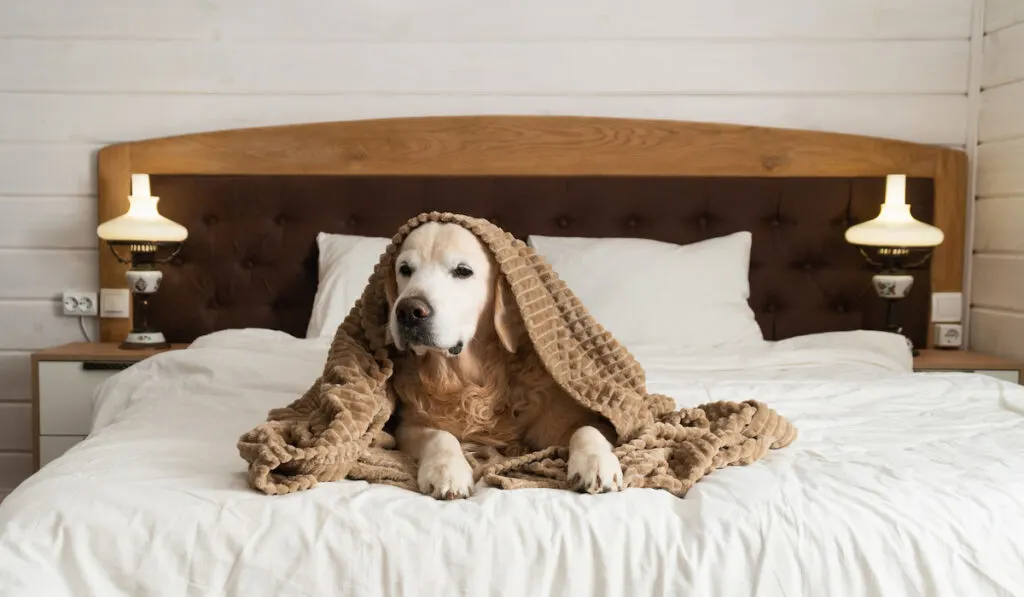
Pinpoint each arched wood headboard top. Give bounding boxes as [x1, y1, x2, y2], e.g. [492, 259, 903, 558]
[97, 115, 967, 343]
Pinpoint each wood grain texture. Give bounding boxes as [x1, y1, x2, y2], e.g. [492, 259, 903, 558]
[976, 137, 1024, 197]
[0, 39, 969, 95]
[983, 21, 1024, 89]
[97, 115, 968, 344]
[971, 255, 1024, 311]
[973, 196, 1024, 252]
[33, 342, 187, 361]
[0, 0, 972, 41]
[913, 348, 1022, 371]
[979, 79, 1024, 143]
[0, 93, 971, 147]
[970, 308, 1024, 361]
[97, 144, 131, 342]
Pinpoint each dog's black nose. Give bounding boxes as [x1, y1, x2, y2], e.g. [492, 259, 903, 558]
[395, 297, 432, 327]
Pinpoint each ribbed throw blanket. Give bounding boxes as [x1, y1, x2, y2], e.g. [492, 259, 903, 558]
[237, 212, 797, 496]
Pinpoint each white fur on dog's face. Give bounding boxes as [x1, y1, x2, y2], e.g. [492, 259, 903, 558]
[389, 222, 493, 355]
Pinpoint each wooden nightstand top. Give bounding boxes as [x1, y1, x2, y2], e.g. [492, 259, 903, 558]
[913, 349, 1021, 372]
[32, 342, 189, 362]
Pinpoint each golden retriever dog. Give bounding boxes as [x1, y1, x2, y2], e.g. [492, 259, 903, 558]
[385, 222, 624, 500]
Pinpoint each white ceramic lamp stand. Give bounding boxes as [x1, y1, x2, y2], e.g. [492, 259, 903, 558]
[845, 174, 944, 352]
[96, 174, 188, 349]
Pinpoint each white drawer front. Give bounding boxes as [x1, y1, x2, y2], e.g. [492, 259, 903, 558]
[975, 369, 1020, 384]
[38, 361, 121, 435]
[39, 435, 85, 467]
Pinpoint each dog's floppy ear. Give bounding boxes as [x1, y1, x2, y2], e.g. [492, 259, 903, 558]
[383, 265, 399, 346]
[493, 276, 522, 353]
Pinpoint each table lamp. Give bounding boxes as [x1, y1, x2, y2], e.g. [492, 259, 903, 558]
[845, 174, 944, 353]
[96, 174, 188, 349]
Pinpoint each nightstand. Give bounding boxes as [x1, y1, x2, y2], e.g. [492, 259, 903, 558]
[913, 349, 1022, 384]
[31, 342, 187, 470]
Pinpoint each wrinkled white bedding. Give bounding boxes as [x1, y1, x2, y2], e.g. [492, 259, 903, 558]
[2, 329, 1023, 597]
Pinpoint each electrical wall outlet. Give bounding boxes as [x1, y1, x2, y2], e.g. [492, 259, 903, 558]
[931, 292, 963, 323]
[935, 323, 963, 348]
[100, 288, 131, 318]
[62, 290, 98, 316]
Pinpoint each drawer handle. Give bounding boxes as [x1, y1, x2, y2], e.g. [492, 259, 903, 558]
[82, 361, 133, 371]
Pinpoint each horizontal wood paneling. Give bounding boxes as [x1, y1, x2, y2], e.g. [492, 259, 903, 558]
[976, 137, 1024, 197]
[0, 93, 971, 147]
[0, 352, 32, 402]
[979, 79, 1024, 142]
[0, 39, 970, 95]
[982, 21, 1024, 88]
[973, 197, 1024, 252]
[0, 403, 32, 451]
[0, 302, 93, 350]
[0, 453, 32, 490]
[0, 250, 97, 299]
[970, 308, 1024, 362]
[0, 144, 97, 197]
[0, 0, 973, 41]
[0, 197, 96, 248]
[971, 255, 1024, 311]
[985, 0, 1024, 33]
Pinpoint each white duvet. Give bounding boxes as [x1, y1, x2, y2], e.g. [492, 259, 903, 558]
[2, 329, 1024, 597]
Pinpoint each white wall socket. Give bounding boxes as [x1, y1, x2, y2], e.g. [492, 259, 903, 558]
[62, 290, 98, 316]
[100, 288, 131, 318]
[931, 292, 963, 323]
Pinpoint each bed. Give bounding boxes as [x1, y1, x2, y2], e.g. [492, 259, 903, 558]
[2, 116, 1023, 597]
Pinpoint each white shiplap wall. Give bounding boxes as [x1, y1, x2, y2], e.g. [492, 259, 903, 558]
[971, 0, 1024, 359]
[0, 0, 977, 493]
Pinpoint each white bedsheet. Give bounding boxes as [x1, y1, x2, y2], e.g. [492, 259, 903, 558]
[2, 329, 1023, 597]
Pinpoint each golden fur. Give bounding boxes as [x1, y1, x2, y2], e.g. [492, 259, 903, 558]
[388, 246, 612, 457]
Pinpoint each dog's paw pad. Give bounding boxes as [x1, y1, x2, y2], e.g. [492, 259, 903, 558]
[418, 457, 474, 500]
[567, 450, 624, 494]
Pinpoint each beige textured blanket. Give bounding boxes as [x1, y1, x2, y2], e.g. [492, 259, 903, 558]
[237, 212, 797, 496]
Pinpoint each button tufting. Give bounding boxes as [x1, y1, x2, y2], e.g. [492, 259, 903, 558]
[698, 215, 709, 229]
[766, 303, 777, 313]
[274, 214, 288, 225]
[771, 218, 782, 228]
[557, 215, 571, 228]
[626, 216, 639, 229]
[242, 259, 254, 269]
[835, 304, 847, 314]
[208, 298, 219, 310]
[803, 262, 814, 272]
[347, 217, 359, 228]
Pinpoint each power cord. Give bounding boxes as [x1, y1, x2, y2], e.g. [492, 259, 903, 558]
[78, 316, 93, 343]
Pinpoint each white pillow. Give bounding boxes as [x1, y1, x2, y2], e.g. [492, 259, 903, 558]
[306, 232, 392, 338]
[526, 232, 763, 351]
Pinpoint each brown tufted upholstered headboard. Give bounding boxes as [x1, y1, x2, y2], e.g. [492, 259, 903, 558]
[96, 116, 967, 348]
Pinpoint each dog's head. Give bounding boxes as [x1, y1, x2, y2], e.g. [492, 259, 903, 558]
[385, 222, 519, 357]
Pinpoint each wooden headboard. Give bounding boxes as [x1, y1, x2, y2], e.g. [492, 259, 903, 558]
[96, 116, 967, 347]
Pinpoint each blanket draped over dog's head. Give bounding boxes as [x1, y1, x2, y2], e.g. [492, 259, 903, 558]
[237, 212, 797, 496]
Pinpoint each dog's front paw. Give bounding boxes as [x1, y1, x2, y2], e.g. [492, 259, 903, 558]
[567, 449, 623, 494]
[418, 455, 475, 500]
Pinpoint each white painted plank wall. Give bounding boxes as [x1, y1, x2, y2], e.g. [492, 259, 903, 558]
[0, 0, 976, 492]
[971, 0, 1024, 361]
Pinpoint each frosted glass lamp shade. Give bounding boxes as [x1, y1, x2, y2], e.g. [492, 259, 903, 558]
[96, 175, 188, 242]
[844, 174, 943, 248]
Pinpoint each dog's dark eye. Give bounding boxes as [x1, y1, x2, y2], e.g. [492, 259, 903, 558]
[398, 263, 413, 277]
[452, 265, 474, 279]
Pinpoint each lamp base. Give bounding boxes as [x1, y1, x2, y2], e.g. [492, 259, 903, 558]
[120, 330, 170, 351]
